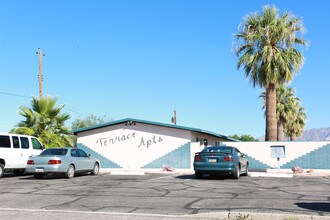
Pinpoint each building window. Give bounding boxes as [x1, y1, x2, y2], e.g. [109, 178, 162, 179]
[203, 139, 208, 146]
[270, 145, 286, 159]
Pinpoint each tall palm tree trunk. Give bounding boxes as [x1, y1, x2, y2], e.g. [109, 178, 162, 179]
[290, 135, 296, 141]
[265, 84, 277, 141]
[277, 119, 284, 141]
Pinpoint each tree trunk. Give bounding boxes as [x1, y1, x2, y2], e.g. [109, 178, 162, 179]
[265, 84, 277, 141]
[277, 119, 284, 141]
[290, 135, 296, 141]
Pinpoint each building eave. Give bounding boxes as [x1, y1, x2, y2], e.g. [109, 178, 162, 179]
[73, 118, 236, 142]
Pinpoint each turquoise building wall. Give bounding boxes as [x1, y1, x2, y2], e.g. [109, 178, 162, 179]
[281, 144, 330, 169]
[142, 142, 191, 169]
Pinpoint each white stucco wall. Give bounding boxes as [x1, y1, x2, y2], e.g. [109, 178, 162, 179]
[75, 119, 330, 171]
[223, 141, 330, 168]
[77, 123, 193, 169]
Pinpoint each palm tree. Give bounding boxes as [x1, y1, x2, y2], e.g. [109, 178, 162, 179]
[260, 85, 300, 141]
[284, 100, 307, 141]
[11, 96, 73, 148]
[276, 85, 298, 141]
[235, 5, 307, 141]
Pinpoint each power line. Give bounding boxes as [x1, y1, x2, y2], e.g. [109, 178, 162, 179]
[64, 106, 91, 117]
[0, 91, 105, 119]
[0, 92, 32, 98]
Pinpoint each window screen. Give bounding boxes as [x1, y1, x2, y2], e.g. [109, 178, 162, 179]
[270, 145, 286, 158]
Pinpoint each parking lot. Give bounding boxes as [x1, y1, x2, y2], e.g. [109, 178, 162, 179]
[0, 172, 329, 219]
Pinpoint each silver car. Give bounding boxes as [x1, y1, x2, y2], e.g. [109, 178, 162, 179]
[26, 147, 100, 179]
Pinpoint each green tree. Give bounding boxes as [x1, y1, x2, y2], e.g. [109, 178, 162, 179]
[235, 5, 307, 141]
[71, 114, 112, 130]
[229, 134, 259, 142]
[11, 96, 73, 148]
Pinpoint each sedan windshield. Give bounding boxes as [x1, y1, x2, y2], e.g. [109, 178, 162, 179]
[40, 149, 68, 156]
[202, 147, 232, 154]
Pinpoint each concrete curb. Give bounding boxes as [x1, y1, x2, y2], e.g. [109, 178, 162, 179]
[0, 208, 328, 220]
[249, 172, 293, 178]
[190, 211, 330, 220]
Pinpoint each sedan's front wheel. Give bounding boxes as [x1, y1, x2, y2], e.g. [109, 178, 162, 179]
[242, 164, 249, 176]
[91, 163, 99, 175]
[65, 165, 75, 179]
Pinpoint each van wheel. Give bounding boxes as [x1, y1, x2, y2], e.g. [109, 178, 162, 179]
[14, 169, 25, 176]
[65, 165, 75, 179]
[0, 164, 4, 179]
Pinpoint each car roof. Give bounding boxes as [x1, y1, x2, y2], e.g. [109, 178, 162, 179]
[44, 147, 73, 150]
[205, 146, 234, 149]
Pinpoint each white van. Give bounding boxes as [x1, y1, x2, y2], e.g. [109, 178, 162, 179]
[0, 133, 44, 178]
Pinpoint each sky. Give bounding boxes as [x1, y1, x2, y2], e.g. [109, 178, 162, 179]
[1, 0, 329, 138]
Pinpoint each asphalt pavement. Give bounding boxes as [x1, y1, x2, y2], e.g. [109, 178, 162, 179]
[0, 169, 329, 220]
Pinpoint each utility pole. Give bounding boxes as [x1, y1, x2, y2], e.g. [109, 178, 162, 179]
[36, 48, 45, 97]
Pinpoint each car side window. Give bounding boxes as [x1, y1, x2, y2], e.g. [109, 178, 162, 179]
[238, 150, 243, 157]
[77, 149, 88, 157]
[20, 137, 30, 149]
[32, 138, 43, 150]
[71, 149, 78, 157]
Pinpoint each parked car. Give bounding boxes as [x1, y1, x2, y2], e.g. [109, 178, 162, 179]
[0, 133, 44, 179]
[26, 147, 100, 179]
[193, 146, 248, 179]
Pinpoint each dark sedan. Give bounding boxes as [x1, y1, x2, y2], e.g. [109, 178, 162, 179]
[193, 146, 248, 179]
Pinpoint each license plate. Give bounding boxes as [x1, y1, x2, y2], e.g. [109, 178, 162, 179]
[35, 168, 44, 173]
[208, 158, 217, 163]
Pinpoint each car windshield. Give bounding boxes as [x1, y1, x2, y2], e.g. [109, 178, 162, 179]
[202, 147, 232, 154]
[40, 149, 68, 156]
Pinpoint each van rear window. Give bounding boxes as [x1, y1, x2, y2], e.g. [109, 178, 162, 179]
[0, 135, 11, 148]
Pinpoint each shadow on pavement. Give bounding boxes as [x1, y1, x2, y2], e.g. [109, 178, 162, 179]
[18, 172, 94, 180]
[176, 174, 234, 180]
[295, 202, 330, 212]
